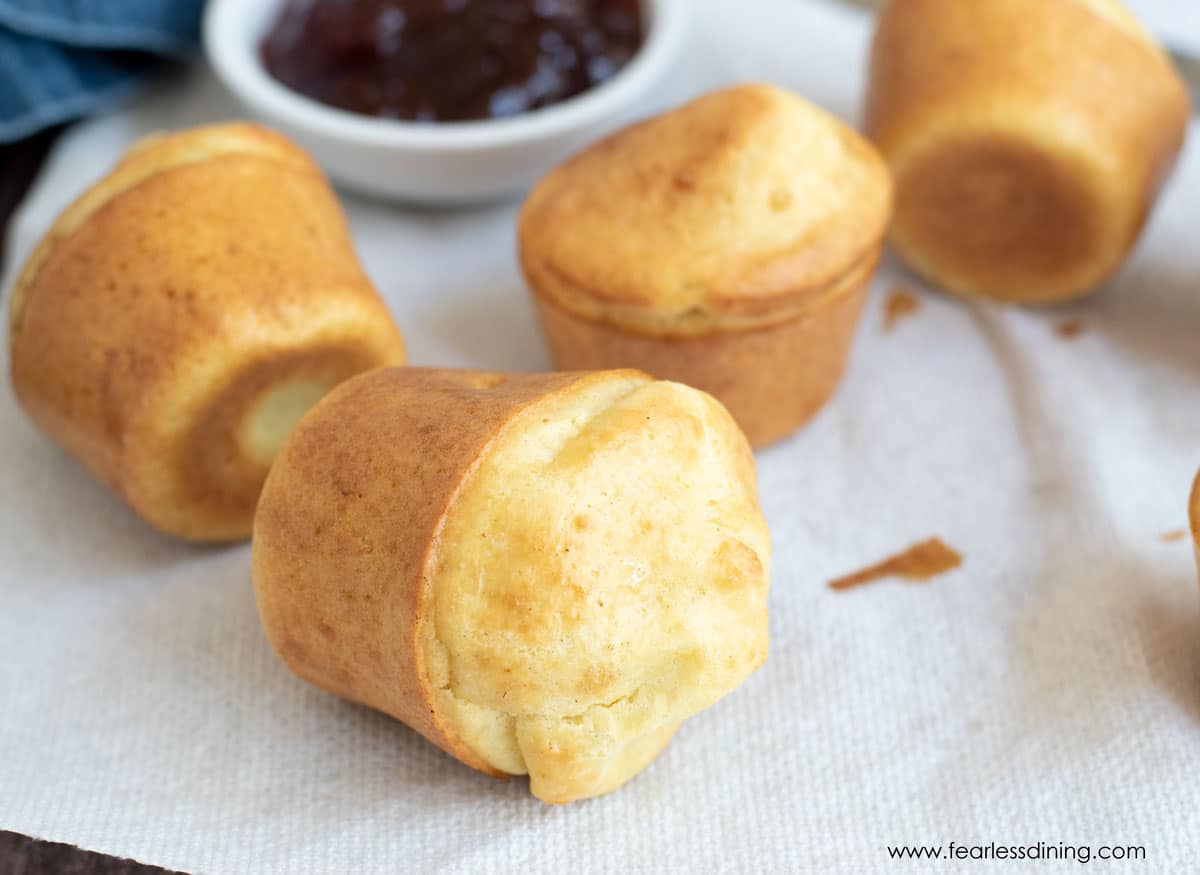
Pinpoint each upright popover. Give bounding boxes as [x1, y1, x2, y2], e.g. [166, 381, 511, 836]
[518, 84, 892, 448]
[866, 0, 1189, 303]
[252, 367, 770, 803]
[9, 123, 406, 542]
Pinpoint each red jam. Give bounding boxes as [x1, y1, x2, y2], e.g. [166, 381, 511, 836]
[260, 0, 645, 123]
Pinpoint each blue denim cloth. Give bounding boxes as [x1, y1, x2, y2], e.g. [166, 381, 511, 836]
[0, 0, 204, 143]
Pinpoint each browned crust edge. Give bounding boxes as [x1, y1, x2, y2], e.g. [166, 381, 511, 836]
[522, 240, 885, 338]
[1190, 469, 1200, 566]
[515, 85, 893, 335]
[530, 249, 879, 447]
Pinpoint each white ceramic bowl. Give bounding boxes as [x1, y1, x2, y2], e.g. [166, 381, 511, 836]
[203, 0, 687, 205]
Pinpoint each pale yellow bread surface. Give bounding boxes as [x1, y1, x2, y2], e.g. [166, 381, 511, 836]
[867, 0, 1189, 303]
[519, 83, 892, 336]
[428, 375, 770, 801]
[9, 123, 406, 541]
[251, 368, 770, 804]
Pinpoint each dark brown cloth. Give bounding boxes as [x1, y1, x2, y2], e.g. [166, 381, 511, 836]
[0, 830, 186, 874]
[0, 124, 64, 279]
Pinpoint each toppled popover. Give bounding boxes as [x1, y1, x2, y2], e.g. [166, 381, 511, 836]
[8, 123, 406, 541]
[866, 0, 1189, 303]
[518, 83, 892, 448]
[251, 367, 771, 803]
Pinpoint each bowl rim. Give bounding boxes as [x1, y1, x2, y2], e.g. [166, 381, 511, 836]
[203, 0, 687, 152]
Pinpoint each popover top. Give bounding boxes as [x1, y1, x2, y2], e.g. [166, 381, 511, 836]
[519, 83, 892, 336]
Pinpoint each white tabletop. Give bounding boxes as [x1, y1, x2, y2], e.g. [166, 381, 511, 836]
[2, 2, 1199, 873]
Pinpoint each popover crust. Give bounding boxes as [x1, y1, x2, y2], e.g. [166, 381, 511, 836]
[866, 0, 1188, 302]
[519, 83, 891, 336]
[9, 123, 406, 540]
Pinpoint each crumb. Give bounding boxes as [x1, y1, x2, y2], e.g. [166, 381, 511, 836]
[1160, 529, 1188, 543]
[1054, 319, 1085, 340]
[829, 537, 963, 591]
[883, 287, 920, 332]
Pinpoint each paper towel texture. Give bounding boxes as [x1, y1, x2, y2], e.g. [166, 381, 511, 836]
[2, 2, 1199, 872]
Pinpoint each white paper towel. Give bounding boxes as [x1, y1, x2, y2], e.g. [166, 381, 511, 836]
[2, 2, 1199, 873]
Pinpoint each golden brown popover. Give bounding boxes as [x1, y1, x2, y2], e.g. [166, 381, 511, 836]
[866, 0, 1189, 303]
[519, 84, 892, 447]
[252, 367, 771, 803]
[9, 123, 406, 541]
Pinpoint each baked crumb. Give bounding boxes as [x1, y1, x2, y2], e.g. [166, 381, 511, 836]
[883, 286, 920, 331]
[1054, 319, 1085, 340]
[829, 537, 963, 591]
